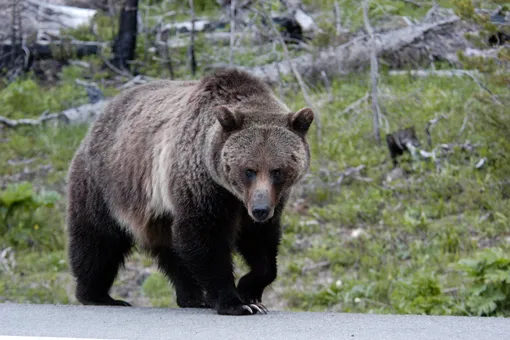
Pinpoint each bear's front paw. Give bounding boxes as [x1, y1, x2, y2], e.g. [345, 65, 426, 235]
[239, 296, 269, 315]
[216, 302, 266, 315]
[237, 286, 268, 314]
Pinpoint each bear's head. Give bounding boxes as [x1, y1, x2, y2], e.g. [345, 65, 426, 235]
[206, 105, 314, 223]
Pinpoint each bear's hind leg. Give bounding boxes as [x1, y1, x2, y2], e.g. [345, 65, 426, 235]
[151, 247, 208, 308]
[67, 157, 134, 306]
[69, 226, 134, 306]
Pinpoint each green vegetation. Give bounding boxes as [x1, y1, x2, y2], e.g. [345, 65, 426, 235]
[458, 248, 510, 316]
[269, 69, 510, 317]
[142, 272, 177, 308]
[0, 182, 61, 250]
[1, 0, 509, 317]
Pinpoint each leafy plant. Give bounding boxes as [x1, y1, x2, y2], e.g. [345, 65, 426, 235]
[0, 74, 88, 119]
[390, 274, 457, 315]
[0, 182, 61, 249]
[457, 247, 510, 316]
[141, 272, 176, 307]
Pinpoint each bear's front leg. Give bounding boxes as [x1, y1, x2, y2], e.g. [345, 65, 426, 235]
[236, 213, 282, 313]
[172, 215, 263, 316]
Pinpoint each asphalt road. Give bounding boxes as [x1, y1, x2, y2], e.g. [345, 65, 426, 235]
[1, 303, 509, 340]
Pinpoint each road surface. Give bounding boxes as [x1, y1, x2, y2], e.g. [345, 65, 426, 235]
[1, 303, 509, 340]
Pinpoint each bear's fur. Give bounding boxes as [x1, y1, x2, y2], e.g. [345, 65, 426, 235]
[66, 68, 314, 315]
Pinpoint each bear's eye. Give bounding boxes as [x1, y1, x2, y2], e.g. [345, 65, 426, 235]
[245, 169, 257, 180]
[271, 169, 284, 184]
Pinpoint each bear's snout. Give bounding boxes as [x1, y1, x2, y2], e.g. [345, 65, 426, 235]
[248, 187, 275, 223]
[252, 205, 270, 221]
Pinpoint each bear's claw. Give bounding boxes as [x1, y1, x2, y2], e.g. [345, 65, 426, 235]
[217, 303, 266, 315]
[249, 303, 267, 314]
[115, 300, 132, 307]
[241, 297, 268, 314]
[242, 305, 254, 314]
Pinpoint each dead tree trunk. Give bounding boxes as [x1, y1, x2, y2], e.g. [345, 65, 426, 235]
[188, 0, 197, 76]
[6, 0, 23, 78]
[363, 0, 381, 145]
[10, 0, 18, 69]
[111, 0, 139, 71]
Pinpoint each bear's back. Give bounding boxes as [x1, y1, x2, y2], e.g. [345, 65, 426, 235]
[96, 79, 198, 136]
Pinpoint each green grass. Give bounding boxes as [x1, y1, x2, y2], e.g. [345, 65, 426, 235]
[141, 272, 177, 308]
[271, 68, 510, 316]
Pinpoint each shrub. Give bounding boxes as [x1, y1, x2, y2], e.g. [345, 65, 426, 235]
[0, 182, 61, 250]
[457, 247, 510, 316]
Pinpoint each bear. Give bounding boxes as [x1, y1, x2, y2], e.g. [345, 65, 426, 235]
[65, 68, 314, 316]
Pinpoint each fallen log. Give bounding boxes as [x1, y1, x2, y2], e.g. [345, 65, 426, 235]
[160, 14, 307, 47]
[389, 69, 481, 77]
[0, 0, 97, 41]
[240, 13, 471, 84]
[0, 74, 158, 128]
[58, 99, 109, 124]
[161, 19, 220, 34]
[161, 31, 258, 49]
[0, 112, 60, 128]
[1, 39, 105, 58]
[0, 0, 103, 70]
[0, 99, 109, 128]
[0, 40, 105, 71]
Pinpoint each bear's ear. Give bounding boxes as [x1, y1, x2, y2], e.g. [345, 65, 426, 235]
[289, 107, 314, 135]
[215, 106, 242, 132]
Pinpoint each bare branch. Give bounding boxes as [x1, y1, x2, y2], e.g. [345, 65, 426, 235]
[334, 1, 342, 35]
[330, 165, 372, 187]
[163, 38, 175, 80]
[402, 0, 422, 7]
[461, 71, 502, 105]
[340, 92, 369, 115]
[234, 11, 258, 47]
[229, 0, 236, 66]
[102, 55, 133, 78]
[363, 0, 381, 145]
[301, 260, 330, 275]
[188, 0, 196, 76]
[117, 74, 152, 89]
[0, 111, 59, 128]
[320, 70, 333, 103]
[425, 113, 448, 147]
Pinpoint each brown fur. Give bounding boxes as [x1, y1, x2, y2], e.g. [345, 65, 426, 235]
[66, 68, 314, 315]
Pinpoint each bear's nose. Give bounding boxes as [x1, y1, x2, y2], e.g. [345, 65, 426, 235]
[252, 206, 270, 221]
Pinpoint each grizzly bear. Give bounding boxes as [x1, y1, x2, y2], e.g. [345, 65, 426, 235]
[66, 68, 314, 316]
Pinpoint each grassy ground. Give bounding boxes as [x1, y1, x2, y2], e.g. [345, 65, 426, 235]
[1, 0, 510, 318]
